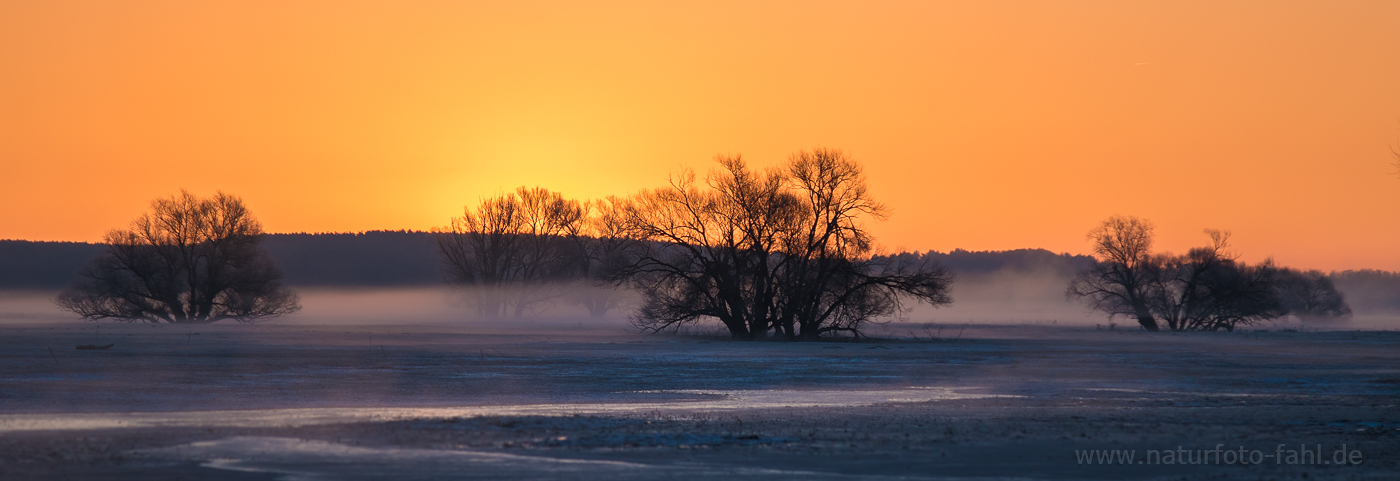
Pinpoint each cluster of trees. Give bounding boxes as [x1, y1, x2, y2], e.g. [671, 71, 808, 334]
[433, 149, 953, 339]
[1068, 216, 1350, 331]
[613, 150, 951, 340]
[52, 154, 1367, 335]
[433, 187, 627, 318]
[46, 151, 955, 334]
[57, 191, 300, 323]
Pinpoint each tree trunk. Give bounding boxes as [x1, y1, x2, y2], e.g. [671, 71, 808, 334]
[585, 299, 607, 318]
[1131, 301, 1159, 331]
[775, 320, 794, 340]
[747, 315, 769, 340]
[726, 322, 749, 340]
[479, 298, 501, 318]
[718, 313, 749, 339]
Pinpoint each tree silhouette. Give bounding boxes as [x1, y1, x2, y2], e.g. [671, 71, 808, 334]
[435, 187, 586, 317]
[1144, 230, 1285, 331]
[775, 150, 951, 339]
[565, 196, 633, 318]
[1067, 216, 1161, 331]
[1274, 268, 1351, 321]
[1070, 220, 1292, 332]
[613, 149, 951, 340]
[57, 190, 299, 323]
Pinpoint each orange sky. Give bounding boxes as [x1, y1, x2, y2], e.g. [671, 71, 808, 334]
[2, 1, 1399, 271]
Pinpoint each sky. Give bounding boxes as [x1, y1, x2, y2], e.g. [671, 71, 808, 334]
[2, 1, 1399, 271]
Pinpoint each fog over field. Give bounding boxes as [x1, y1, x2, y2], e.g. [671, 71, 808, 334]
[3, 257, 1399, 480]
[5, 0, 1400, 477]
[5, 234, 1398, 330]
[1, 316, 1396, 479]
[5, 190, 1398, 481]
[6, 268, 1400, 330]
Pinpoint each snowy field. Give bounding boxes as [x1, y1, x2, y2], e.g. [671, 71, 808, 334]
[0, 290, 1398, 479]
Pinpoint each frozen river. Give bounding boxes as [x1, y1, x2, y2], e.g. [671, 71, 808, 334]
[1, 321, 1397, 480]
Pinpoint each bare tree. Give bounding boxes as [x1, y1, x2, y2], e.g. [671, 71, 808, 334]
[1067, 216, 1161, 331]
[1192, 259, 1286, 331]
[1071, 222, 1294, 332]
[435, 187, 586, 317]
[1146, 230, 1286, 331]
[436, 191, 523, 317]
[775, 149, 950, 339]
[1275, 268, 1351, 321]
[613, 161, 769, 338]
[57, 190, 299, 323]
[615, 149, 951, 340]
[565, 196, 633, 317]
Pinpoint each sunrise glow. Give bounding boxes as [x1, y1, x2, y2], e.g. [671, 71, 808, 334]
[3, 1, 1399, 270]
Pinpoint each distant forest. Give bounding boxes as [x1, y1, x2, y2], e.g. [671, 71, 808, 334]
[3, 232, 1398, 311]
[0, 231, 441, 289]
[1, 231, 1091, 288]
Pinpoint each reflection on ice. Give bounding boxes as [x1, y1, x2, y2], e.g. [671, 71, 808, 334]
[150, 436, 903, 481]
[659, 387, 1003, 406]
[0, 386, 1007, 433]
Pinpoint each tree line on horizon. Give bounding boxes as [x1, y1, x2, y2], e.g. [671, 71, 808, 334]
[42, 148, 1364, 337]
[0, 236, 1104, 289]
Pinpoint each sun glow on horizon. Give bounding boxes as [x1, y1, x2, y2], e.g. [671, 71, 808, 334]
[3, 1, 1399, 271]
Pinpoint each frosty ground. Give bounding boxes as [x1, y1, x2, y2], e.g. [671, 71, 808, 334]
[0, 320, 1396, 480]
